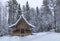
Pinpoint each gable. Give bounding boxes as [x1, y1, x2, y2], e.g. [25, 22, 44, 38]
[15, 17, 30, 29]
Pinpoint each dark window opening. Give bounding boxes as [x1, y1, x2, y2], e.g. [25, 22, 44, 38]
[14, 29, 20, 32]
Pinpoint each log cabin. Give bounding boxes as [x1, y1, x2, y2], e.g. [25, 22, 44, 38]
[9, 14, 35, 36]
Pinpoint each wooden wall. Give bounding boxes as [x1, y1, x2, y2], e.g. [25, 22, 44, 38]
[11, 18, 32, 36]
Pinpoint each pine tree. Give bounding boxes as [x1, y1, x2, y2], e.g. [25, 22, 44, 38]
[54, 0, 60, 32]
[0, 2, 1, 27]
[0, 2, 9, 36]
[25, 1, 30, 21]
[8, 0, 18, 25]
[26, 1, 29, 11]
[42, 0, 52, 31]
[22, 5, 26, 12]
[18, 4, 22, 15]
[36, 7, 40, 16]
[43, 0, 51, 15]
[35, 7, 40, 32]
[0, 2, 2, 33]
[17, 4, 22, 19]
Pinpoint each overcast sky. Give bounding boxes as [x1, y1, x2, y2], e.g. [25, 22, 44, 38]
[0, 0, 43, 8]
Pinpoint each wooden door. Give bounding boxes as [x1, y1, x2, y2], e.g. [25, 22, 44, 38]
[21, 29, 24, 34]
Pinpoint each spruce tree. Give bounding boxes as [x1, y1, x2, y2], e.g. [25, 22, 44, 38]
[42, 0, 52, 31]
[8, 0, 18, 25]
[22, 5, 26, 12]
[55, 0, 60, 32]
[36, 7, 40, 16]
[35, 7, 40, 32]
[17, 4, 22, 19]
[25, 1, 30, 21]
[26, 1, 29, 11]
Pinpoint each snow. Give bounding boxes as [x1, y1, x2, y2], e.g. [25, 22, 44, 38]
[22, 14, 35, 28]
[32, 32, 60, 41]
[9, 14, 35, 28]
[0, 36, 20, 41]
[9, 16, 22, 27]
[0, 32, 60, 41]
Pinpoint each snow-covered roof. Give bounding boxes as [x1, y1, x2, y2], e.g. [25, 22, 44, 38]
[9, 14, 35, 28]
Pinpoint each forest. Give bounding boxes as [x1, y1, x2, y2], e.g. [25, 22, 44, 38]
[0, 0, 60, 36]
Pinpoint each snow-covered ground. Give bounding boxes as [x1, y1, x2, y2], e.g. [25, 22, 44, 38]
[0, 32, 60, 41]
